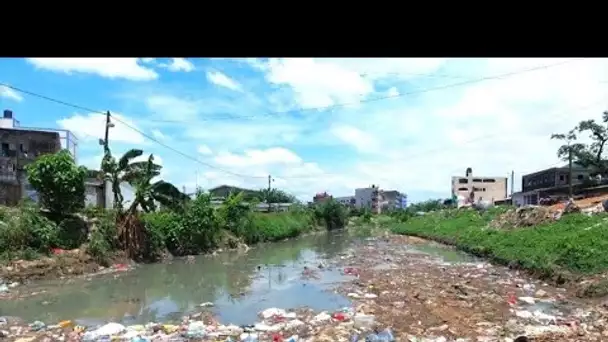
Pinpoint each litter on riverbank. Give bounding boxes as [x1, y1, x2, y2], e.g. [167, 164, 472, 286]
[5, 234, 608, 341]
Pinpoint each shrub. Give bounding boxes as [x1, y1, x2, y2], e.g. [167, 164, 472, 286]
[25, 150, 87, 216]
[0, 204, 58, 256]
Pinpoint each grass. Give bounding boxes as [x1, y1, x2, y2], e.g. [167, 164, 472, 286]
[389, 208, 608, 282]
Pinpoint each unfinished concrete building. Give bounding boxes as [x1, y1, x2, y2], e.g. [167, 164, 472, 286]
[451, 167, 508, 204]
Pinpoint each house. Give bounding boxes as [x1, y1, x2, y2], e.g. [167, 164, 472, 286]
[313, 192, 332, 203]
[451, 167, 508, 204]
[513, 163, 594, 206]
[0, 109, 78, 206]
[208, 185, 259, 200]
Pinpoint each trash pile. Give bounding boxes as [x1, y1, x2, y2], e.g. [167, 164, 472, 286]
[489, 206, 557, 229]
[0, 305, 396, 341]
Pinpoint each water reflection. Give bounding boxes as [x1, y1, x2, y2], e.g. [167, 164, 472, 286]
[0, 231, 354, 326]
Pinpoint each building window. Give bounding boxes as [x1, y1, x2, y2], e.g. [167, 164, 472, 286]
[458, 178, 468, 184]
[482, 179, 496, 183]
[577, 174, 584, 180]
[559, 175, 564, 181]
[458, 187, 468, 191]
[472, 178, 482, 183]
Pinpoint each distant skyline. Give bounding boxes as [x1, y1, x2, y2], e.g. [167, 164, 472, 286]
[1, 58, 606, 203]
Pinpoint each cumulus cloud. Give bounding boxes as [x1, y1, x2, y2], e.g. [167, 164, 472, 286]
[206, 71, 242, 92]
[26, 58, 158, 81]
[27, 57, 608, 203]
[57, 112, 147, 145]
[0, 85, 23, 102]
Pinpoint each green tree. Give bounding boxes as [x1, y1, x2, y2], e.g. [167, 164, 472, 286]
[257, 188, 297, 203]
[101, 149, 145, 211]
[25, 150, 87, 215]
[553, 111, 608, 175]
[124, 154, 186, 215]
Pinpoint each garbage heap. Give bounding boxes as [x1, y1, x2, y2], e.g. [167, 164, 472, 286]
[1, 306, 395, 342]
[489, 206, 557, 230]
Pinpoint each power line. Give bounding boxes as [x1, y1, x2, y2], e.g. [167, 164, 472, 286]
[275, 93, 608, 180]
[0, 83, 267, 179]
[0, 58, 591, 181]
[143, 58, 586, 124]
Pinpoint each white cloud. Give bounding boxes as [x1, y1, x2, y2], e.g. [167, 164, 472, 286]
[0, 85, 23, 102]
[330, 125, 379, 153]
[214, 147, 302, 167]
[387, 87, 399, 97]
[141, 58, 156, 64]
[151, 129, 168, 141]
[57, 113, 146, 145]
[198, 145, 213, 155]
[206, 71, 242, 92]
[166, 58, 195, 72]
[26, 58, 158, 81]
[48, 58, 608, 203]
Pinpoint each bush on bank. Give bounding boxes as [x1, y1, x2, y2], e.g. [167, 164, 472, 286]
[390, 208, 608, 279]
[0, 193, 348, 264]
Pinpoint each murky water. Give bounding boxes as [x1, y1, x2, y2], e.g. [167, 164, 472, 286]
[0, 231, 477, 327]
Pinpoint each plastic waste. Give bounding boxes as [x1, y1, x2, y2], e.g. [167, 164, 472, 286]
[185, 321, 207, 339]
[0, 284, 8, 293]
[29, 321, 46, 332]
[376, 329, 395, 341]
[353, 313, 376, 329]
[240, 332, 259, 341]
[130, 337, 150, 342]
[284, 335, 298, 342]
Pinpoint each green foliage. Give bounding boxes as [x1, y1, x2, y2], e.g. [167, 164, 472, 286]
[25, 150, 87, 215]
[0, 204, 58, 256]
[313, 199, 348, 230]
[256, 188, 297, 204]
[390, 208, 608, 278]
[553, 111, 608, 174]
[86, 209, 119, 265]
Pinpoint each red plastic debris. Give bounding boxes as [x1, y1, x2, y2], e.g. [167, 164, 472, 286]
[51, 248, 66, 255]
[332, 312, 347, 321]
[272, 333, 282, 342]
[113, 263, 128, 271]
[344, 267, 360, 276]
[507, 293, 517, 305]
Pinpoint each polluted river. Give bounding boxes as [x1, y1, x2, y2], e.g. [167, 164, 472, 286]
[1, 230, 607, 341]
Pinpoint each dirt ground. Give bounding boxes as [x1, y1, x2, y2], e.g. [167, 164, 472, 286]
[0, 249, 129, 283]
[322, 235, 608, 341]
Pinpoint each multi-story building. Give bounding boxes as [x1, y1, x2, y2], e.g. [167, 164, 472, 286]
[451, 167, 508, 204]
[381, 190, 407, 210]
[512, 164, 592, 206]
[355, 185, 383, 213]
[0, 109, 81, 206]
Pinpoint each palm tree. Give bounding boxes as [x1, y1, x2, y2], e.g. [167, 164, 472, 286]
[101, 148, 146, 212]
[125, 154, 186, 214]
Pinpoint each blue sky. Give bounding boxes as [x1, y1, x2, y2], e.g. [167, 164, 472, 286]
[1, 58, 607, 203]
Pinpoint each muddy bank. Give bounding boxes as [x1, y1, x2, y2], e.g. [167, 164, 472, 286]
[0, 249, 129, 284]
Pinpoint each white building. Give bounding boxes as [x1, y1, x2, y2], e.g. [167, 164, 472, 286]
[355, 185, 381, 212]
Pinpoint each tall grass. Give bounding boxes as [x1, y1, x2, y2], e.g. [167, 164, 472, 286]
[390, 208, 608, 278]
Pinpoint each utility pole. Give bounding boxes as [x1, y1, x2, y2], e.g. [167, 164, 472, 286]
[267, 175, 272, 213]
[103, 111, 111, 154]
[568, 148, 573, 198]
[510, 170, 514, 197]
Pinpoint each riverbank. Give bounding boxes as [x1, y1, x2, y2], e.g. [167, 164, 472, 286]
[0, 199, 346, 283]
[390, 207, 608, 290]
[4, 232, 608, 341]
